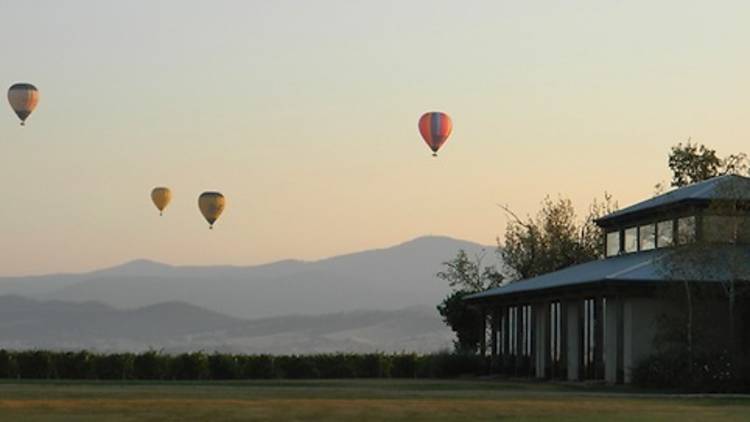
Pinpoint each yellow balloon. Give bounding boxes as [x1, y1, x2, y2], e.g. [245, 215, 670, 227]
[151, 187, 172, 216]
[7, 83, 39, 126]
[198, 192, 226, 229]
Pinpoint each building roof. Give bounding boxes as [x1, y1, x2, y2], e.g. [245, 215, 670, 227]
[595, 174, 750, 226]
[464, 245, 750, 302]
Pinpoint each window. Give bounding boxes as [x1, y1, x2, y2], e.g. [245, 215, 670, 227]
[583, 298, 597, 376]
[677, 216, 696, 244]
[521, 305, 532, 357]
[549, 302, 561, 364]
[639, 224, 656, 251]
[624, 227, 637, 253]
[606, 231, 620, 257]
[657, 220, 673, 247]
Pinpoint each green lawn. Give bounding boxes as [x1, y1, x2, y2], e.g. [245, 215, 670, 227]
[0, 379, 748, 421]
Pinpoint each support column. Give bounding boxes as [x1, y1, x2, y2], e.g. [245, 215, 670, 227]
[565, 299, 580, 381]
[534, 302, 548, 378]
[604, 296, 621, 384]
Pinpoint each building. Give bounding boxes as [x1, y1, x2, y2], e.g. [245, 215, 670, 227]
[464, 174, 750, 384]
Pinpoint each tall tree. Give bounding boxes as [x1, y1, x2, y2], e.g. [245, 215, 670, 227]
[436, 250, 502, 353]
[668, 140, 748, 187]
[499, 194, 617, 281]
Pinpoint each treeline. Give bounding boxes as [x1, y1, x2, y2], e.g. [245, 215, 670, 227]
[0, 350, 486, 380]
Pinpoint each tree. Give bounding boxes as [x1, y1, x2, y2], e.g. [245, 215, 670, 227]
[499, 194, 617, 281]
[436, 250, 503, 353]
[667, 140, 748, 187]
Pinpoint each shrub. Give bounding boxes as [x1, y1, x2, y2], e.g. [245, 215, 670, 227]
[55, 351, 95, 379]
[274, 355, 319, 379]
[391, 354, 418, 378]
[208, 353, 239, 380]
[237, 355, 275, 379]
[631, 350, 749, 392]
[0, 350, 495, 381]
[94, 353, 135, 380]
[170, 352, 210, 380]
[15, 350, 55, 379]
[0, 350, 18, 378]
[133, 350, 169, 380]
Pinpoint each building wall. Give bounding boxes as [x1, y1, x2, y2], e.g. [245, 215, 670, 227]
[622, 297, 675, 383]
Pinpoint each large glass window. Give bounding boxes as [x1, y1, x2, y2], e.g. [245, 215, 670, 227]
[606, 231, 620, 257]
[508, 306, 517, 356]
[522, 305, 532, 357]
[549, 302, 561, 364]
[657, 220, 674, 247]
[624, 227, 637, 253]
[677, 216, 696, 244]
[639, 224, 656, 251]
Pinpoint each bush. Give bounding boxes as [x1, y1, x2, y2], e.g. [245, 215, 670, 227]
[632, 350, 749, 392]
[0, 350, 18, 378]
[55, 351, 95, 379]
[208, 353, 239, 380]
[237, 355, 275, 379]
[15, 351, 55, 379]
[416, 352, 484, 378]
[94, 353, 135, 380]
[0, 350, 494, 381]
[312, 354, 357, 378]
[274, 355, 319, 379]
[170, 352, 210, 380]
[391, 354, 418, 378]
[133, 350, 169, 380]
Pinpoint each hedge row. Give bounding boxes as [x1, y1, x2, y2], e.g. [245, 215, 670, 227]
[632, 350, 750, 392]
[0, 350, 486, 380]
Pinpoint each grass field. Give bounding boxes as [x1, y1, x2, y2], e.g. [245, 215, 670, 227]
[1, 379, 749, 421]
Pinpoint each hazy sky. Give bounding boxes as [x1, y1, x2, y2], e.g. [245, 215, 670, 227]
[1, 1, 749, 276]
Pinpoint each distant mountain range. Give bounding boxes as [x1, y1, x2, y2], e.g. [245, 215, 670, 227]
[0, 295, 453, 354]
[0, 236, 498, 353]
[0, 236, 497, 319]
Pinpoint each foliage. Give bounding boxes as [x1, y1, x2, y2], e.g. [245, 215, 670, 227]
[632, 350, 749, 392]
[436, 249, 503, 292]
[436, 249, 503, 353]
[667, 140, 748, 187]
[500, 194, 617, 281]
[436, 290, 484, 353]
[170, 352, 210, 380]
[133, 350, 169, 380]
[0, 350, 491, 380]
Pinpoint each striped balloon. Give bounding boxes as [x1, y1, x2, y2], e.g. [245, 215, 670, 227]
[418, 112, 452, 157]
[7, 83, 39, 126]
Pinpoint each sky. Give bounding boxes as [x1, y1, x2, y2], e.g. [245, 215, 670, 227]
[1, 0, 749, 276]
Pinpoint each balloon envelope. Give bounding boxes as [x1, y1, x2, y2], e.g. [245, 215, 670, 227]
[198, 192, 226, 228]
[151, 187, 172, 216]
[8, 83, 39, 126]
[418, 112, 452, 156]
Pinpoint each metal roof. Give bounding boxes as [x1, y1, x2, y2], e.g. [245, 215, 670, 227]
[464, 245, 750, 302]
[464, 250, 664, 301]
[596, 175, 750, 225]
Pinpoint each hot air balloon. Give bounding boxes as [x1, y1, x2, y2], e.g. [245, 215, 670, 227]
[198, 192, 226, 229]
[418, 112, 453, 157]
[151, 187, 172, 216]
[7, 83, 39, 126]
